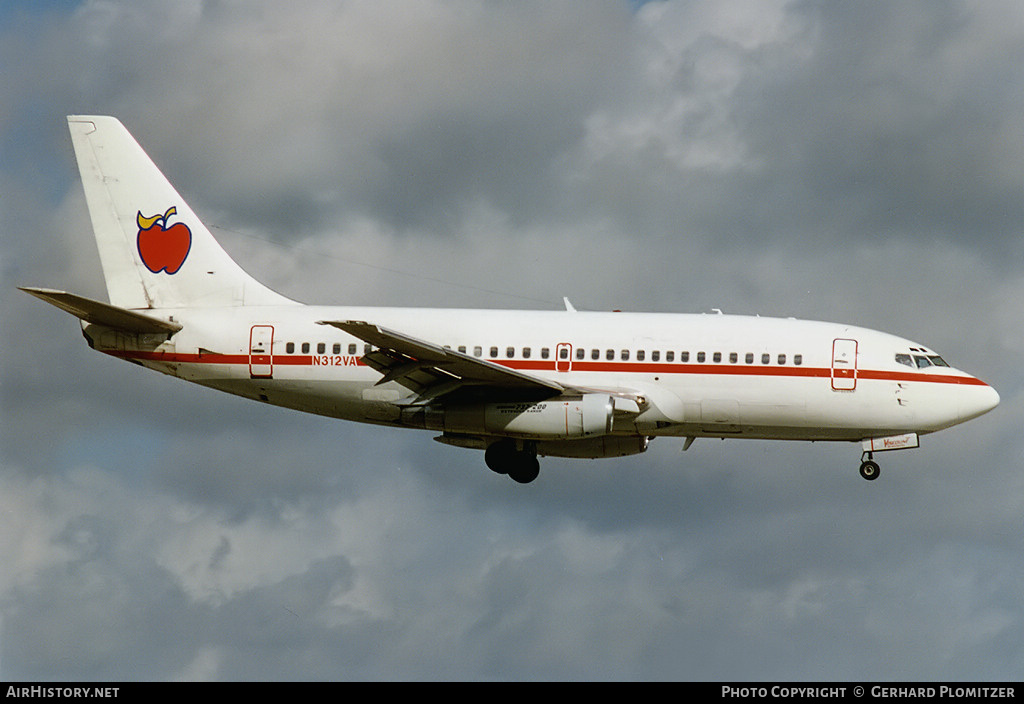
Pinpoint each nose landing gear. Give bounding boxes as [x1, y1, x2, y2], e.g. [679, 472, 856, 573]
[859, 451, 880, 481]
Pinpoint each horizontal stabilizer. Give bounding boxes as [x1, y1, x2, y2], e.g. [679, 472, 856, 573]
[19, 287, 182, 334]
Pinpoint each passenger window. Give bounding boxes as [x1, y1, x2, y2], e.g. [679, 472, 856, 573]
[592, 348, 600, 360]
[458, 345, 466, 353]
[575, 347, 584, 360]
[286, 342, 295, 354]
[666, 351, 675, 362]
[606, 349, 614, 360]
[745, 353, 754, 364]
[794, 354, 803, 366]
[349, 343, 357, 355]
[364, 344, 372, 354]
[333, 343, 341, 354]
[778, 354, 786, 365]
[490, 346, 498, 357]
[621, 349, 630, 361]
[637, 350, 645, 361]
[762, 353, 770, 365]
[522, 347, 531, 359]
[317, 342, 326, 354]
[696, 352, 705, 363]
[713, 352, 722, 363]
[541, 348, 550, 359]
[474, 346, 482, 357]
[302, 342, 310, 354]
[729, 352, 738, 364]
[652, 350, 660, 362]
[506, 347, 515, 358]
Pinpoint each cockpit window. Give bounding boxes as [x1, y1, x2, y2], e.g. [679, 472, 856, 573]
[897, 352, 952, 369]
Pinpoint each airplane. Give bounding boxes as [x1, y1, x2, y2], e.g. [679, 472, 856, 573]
[21, 115, 1000, 484]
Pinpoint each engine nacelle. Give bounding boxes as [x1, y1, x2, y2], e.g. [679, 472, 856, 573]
[404, 394, 615, 439]
[537, 435, 649, 459]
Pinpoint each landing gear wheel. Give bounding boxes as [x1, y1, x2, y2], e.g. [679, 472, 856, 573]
[508, 454, 540, 484]
[485, 439, 515, 475]
[859, 460, 881, 481]
[485, 440, 541, 484]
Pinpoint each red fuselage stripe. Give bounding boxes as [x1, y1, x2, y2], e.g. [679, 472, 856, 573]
[108, 350, 990, 387]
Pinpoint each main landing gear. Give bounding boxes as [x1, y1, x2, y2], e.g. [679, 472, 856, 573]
[485, 439, 540, 484]
[859, 451, 881, 481]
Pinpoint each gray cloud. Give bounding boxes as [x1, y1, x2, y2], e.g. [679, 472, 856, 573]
[2, 0, 1021, 681]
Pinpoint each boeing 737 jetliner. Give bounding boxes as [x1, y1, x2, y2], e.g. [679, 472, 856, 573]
[22, 116, 999, 484]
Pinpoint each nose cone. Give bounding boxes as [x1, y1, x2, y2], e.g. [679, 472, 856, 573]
[958, 382, 1000, 423]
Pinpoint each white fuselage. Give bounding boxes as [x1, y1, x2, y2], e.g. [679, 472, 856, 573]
[89, 305, 999, 446]
[35, 115, 1000, 481]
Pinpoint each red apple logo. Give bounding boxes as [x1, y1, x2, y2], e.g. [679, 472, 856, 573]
[137, 206, 192, 274]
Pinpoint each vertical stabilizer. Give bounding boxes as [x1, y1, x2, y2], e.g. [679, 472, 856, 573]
[67, 116, 296, 309]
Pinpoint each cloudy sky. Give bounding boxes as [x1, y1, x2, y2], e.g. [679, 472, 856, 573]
[2, 0, 1022, 681]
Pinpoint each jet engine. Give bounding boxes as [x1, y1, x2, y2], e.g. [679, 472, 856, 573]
[536, 434, 649, 459]
[403, 394, 614, 439]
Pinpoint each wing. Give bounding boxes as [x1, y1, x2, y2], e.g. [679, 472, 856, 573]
[317, 319, 570, 404]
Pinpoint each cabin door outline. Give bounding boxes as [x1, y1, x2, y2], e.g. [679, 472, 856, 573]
[831, 338, 858, 391]
[555, 342, 572, 372]
[249, 325, 274, 379]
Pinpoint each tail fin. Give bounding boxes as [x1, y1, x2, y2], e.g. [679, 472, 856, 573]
[67, 116, 296, 309]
